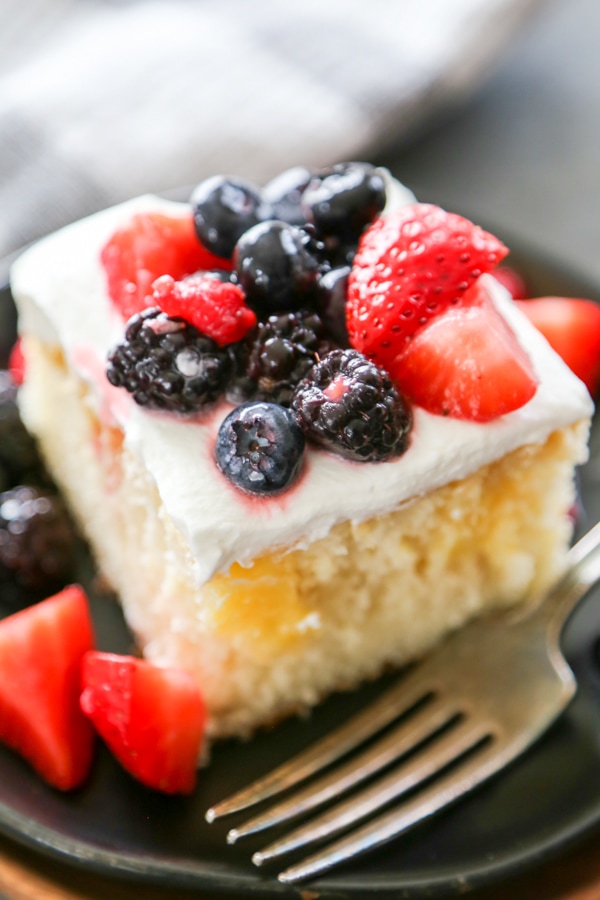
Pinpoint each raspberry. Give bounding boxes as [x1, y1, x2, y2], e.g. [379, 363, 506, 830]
[101, 211, 232, 322]
[292, 349, 412, 462]
[215, 402, 305, 495]
[0, 486, 77, 597]
[106, 308, 232, 414]
[150, 273, 256, 346]
[230, 310, 336, 407]
[346, 204, 508, 371]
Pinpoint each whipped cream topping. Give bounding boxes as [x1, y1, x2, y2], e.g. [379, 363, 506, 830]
[10, 187, 594, 586]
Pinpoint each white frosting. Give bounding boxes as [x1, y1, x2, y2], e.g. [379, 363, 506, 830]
[10, 188, 594, 587]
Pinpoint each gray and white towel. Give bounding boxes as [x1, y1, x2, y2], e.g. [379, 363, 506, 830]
[0, 0, 546, 265]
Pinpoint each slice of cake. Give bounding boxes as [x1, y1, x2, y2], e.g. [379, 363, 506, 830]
[9, 164, 593, 740]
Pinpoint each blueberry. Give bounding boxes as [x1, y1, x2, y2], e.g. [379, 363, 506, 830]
[316, 265, 351, 346]
[215, 401, 305, 495]
[233, 220, 322, 317]
[302, 162, 386, 241]
[191, 176, 274, 259]
[262, 166, 313, 225]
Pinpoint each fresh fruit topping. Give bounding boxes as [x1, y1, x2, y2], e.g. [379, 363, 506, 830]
[215, 401, 305, 495]
[229, 310, 336, 407]
[262, 166, 313, 225]
[302, 162, 386, 244]
[106, 307, 232, 414]
[316, 265, 351, 346]
[151, 274, 256, 346]
[0, 585, 95, 790]
[292, 348, 412, 461]
[233, 220, 323, 317]
[494, 266, 529, 299]
[80, 652, 205, 794]
[0, 486, 77, 595]
[516, 296, 600, 395]
[8, 340, 25, 386]
[0, 372, 50, 490]
[392, 300, 538, 422]
[101, 211, 231, 322]
[346, 204, 508, 370]
[191, 175, 273, 259]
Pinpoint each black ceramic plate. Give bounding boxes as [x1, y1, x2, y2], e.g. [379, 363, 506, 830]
[1, 243, 600, 900]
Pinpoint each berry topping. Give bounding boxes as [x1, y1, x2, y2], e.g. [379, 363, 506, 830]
[494, 266, 530, 300]
[302, 162, 386, 242]
[8, 339, 25, 386]
[346, 204, 508, 371]
[233, 220, 323, 317]
[151, 273, 256, 346]
[292, 348, 412, 462]
[215, 401, 305, 495]
[106, 307, 232, 414]
[0, 486, 77, 594]
[515, 296, 600, 395]
[392, 297, 538, 422]
[0, 585, 95, 790]
[262, 166, 313, 225]
[230, 310, 336, 407]
[80, 651, 206, 795]
[101, 211, 231, 322]
[191, 175, 273, 259]
[316, 265, 351, 346]
[0, 371, 49, 489]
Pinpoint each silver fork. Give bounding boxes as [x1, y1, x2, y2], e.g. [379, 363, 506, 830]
[205, 520, 600, 885]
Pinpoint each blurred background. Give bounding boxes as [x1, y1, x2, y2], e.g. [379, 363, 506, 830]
[1, 0, 598, 288]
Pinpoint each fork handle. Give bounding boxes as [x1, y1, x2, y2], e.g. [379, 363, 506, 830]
[543, 519, 600, 638]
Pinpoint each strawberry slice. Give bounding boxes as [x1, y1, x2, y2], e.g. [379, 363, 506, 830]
[80, 652, 205, 794]
[151, 274, 256, 346]
[0, 585, 95, 790]
[101, 211, 232, 322]
[516, 296, 600, 395]
[346, 203, 508, 370]
[393, 297, 538, 422]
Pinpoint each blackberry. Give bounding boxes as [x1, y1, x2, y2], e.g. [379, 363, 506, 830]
[262, 166, 313, 225]
[292, 349, 412, 462]
[215, 402, 305, 495]
[0, 370, 49, 487]
[0, 486, 77, 595]
[191, 175, 273, 259]
[233, 220, 323, 317]
[315, 265, 351, 347]
[107, 308, 232, 414]
[229, 310, 336, 407]
[302, 162, 386, 242]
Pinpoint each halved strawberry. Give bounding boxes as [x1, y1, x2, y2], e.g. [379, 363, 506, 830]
[151, 274, 256, 346]
[393, 297, 538, 422]
[516, 296, 600, 396]
[0, 585, 95, 790]
[493, 266, 529, 300]
[346, 203, 508, 370]
[80, 652, 205, 794]
[101, 211, 232, 322]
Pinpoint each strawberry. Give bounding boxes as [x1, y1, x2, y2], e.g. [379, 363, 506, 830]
[493, 266, 529, 300]
[101, 211, 232, 322]
[0, 585, 95, 790]
[151, 274, 256, 346]
[80, 652, 206, 794]
[7, 339, 25, 386]
[346, 203, 508, 370]
[393, 295, 538, 422]
[516, 296, 600, 395]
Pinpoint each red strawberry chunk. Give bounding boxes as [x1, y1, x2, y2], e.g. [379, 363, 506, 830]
[80, 652, 206, 794]
[8, 338, 25, 386]
[0, 585, 95, 790]
[347, 203, 508, 369]
[101, 211, 232, 322]
[392, 294, 538, 422]
[151, 274, 256, 346]
[493, 266, 530, 300]
[516, 296, 600, 395]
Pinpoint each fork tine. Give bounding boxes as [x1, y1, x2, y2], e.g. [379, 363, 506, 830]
[206, 670, 440, 822]
[227, 695, 457, 843]
[253, 716, 490, 868]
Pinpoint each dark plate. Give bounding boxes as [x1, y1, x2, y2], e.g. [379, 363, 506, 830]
[1, 242, 600, 900]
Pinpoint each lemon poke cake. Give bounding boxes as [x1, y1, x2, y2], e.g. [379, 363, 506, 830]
[9, 163, 593, 740]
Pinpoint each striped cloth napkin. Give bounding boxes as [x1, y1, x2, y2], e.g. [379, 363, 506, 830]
[0, 0, 545, 264]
